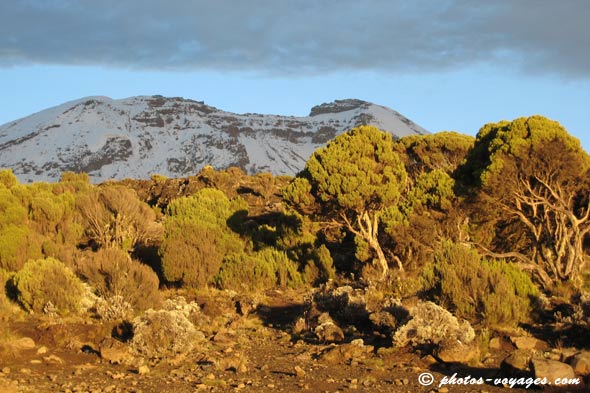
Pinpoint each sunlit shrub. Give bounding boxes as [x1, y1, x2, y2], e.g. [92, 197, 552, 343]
[11, 257, 85, 315]
[0, 225, 44, 272]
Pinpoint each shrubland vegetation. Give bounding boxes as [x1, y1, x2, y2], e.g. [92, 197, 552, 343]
[0, 115, 588, 333]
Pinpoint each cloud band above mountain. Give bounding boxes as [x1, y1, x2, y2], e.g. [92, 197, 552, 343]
[1, 0, 588, 78]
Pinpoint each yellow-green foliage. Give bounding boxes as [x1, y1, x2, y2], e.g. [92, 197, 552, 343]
[0, 187, 28, 227]
[393, 131, 475, 178]
[0, 169, 18, 189]
[77, 249, 161, 313]
[423, 241, 537, 327]
[215, 248, 303, 292]
[462, 116, 589, 188]
[303, 244, 336, 285]
[12, 257, 85, 315]
[0, 225, 44, 271]
[160, 188, 246, 287]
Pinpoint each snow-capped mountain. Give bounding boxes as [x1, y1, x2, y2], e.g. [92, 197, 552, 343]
[0, 96, 428, 182]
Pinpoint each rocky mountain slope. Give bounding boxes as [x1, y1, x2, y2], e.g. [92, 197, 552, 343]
[0, 96, 428, 182]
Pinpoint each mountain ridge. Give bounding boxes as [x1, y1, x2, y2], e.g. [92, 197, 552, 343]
[0, 95, 428, 183]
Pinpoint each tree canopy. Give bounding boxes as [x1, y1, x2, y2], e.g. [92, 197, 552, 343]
[461, 116, 590, 290]
[285, 126, 407, 278]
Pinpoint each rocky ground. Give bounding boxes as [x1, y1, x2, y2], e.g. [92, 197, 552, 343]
[1, 289, 588, 393]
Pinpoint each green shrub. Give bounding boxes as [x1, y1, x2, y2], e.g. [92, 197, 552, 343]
[77, 249, 161, 314]
[11, 257, 85, 315]
[0, 225, 44, 272]
[159, 188, 246, 288]
[160, 221, 232, 287]
[0, 187, 27, 228]
[303, 245, 336, 285]
[422, 241, 537, 326]
[215, 249, 303, 292]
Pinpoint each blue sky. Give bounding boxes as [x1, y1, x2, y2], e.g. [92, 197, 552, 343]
[1, 1, 589, 147]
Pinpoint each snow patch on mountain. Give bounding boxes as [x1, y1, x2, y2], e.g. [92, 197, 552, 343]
[0, 96, 428, 183]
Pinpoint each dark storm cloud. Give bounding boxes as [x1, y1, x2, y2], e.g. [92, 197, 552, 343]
[0, 0, 588, 77]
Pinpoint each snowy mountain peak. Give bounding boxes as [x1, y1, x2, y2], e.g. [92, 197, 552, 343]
[0, 95, 428, 183]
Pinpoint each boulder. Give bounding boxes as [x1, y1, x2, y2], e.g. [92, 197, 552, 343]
[501, 350, 533, 377]
[510, 336, 548, 351]
[570, 351, 590, 376]
[99, 338, 134, 365]
[11, 337, 35, 350]
[434, 338, 480, 364]
[319, 340, 373, 365]
[530, 358, 575, 381]
[314, 313, 344, 343]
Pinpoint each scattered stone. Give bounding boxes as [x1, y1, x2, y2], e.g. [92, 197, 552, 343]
[99, 338, 133, 365]
[434, 338, 480, 364]
[0, 378, 17, 393]
[1, 367, 10, 375]
[510, 336, 548, 351]
[19, 368, 31, 374]
[294, 366, 306, 377]
[570, 351, 590, 376]
[488, 337, 502, 351]
[319, 341, 374, 365]
[43, 354, 65, 365]
[12, 337, 35, 350]
[530, 358, 575, 381]
[29, 360, 42, 365]
[314, 313, 344, 343]
[501, 350, 533, 377]
[36, 346, 48, 355]
[137, 365, 150, 375]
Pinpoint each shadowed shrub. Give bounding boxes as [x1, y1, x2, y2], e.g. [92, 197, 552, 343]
[422, 241, 537, 326]
[215, 248, 304, 292]
[76, 248, 161, 314]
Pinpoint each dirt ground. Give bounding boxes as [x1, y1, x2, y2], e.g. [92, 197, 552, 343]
[0, 291, 587, 393]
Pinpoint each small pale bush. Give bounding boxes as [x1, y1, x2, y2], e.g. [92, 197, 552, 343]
[95, 295, 134, 321]
[130, 308, 203, 359]
[393, 301, 475, 347]
[12, 257, 85, 315]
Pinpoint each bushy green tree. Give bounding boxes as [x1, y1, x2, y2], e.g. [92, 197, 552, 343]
[393, 131, 475, 179]
[285, 126, 407, 279]
[460, 116, 590, 290]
